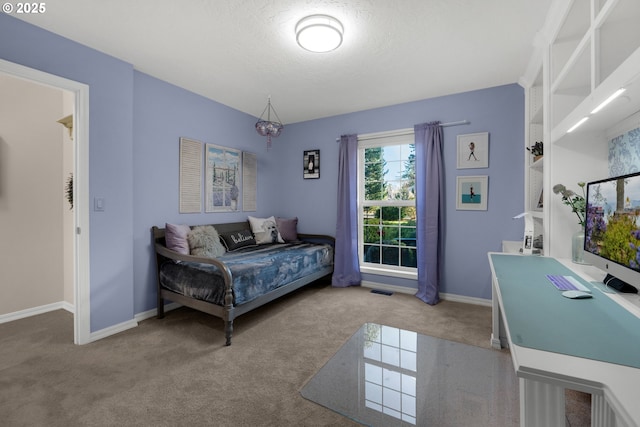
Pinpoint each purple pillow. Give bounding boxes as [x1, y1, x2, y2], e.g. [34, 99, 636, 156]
[165, 223, 191, 254]
[276, 217, 298, 242]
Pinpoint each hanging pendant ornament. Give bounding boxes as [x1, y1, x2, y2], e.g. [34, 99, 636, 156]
[255, 96, 283, 149]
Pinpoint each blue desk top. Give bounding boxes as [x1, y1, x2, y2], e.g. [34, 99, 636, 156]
[490, 254, 640, 369]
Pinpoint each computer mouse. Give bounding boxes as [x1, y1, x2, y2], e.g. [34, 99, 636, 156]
[562, 290, 593, 299]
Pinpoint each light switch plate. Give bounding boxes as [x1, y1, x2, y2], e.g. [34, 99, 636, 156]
[94, 197, 105, 212]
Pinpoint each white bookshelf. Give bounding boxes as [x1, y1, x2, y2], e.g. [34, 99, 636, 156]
[523, 0, 640, 259]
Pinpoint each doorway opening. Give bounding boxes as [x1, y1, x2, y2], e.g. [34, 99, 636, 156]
[0, 59, 90, 344]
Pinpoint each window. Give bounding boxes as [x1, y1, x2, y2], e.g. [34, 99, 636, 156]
[358, 132, 416, 277]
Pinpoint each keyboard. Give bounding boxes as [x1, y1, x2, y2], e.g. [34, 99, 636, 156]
[546, 275, 591, 293]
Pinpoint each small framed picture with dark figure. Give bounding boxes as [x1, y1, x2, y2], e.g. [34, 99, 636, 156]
[456, 175, 488, 210]
[304, 149, 320, 179]
[457, 132, 489, 169]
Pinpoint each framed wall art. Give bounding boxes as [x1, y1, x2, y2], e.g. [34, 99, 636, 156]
[242, 151, 257, 212]
[304, 149, 320, 179]
[205, 143, 242, 212]
[179, 137, 202, 213]
[457, 132, 489, 169]
[456, 176, 488, 210]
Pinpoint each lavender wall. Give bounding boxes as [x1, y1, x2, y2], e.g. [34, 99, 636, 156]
[267, 84, 525, 300]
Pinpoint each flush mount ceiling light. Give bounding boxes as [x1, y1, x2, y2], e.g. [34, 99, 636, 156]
[296, 15, 344, 53]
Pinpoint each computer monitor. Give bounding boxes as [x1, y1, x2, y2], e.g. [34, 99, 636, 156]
[584, 172, 640, 292]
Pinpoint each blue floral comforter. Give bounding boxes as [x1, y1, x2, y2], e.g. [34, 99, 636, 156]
[159, 242, 333, 306]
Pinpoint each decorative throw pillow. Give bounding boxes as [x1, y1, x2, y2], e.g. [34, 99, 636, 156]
[187, 226, 226, 258]
[165, 223, 191, 255]
[248, 216, 284, 244]
[276, 217, 299, 242]
[219, 229, 257, 251]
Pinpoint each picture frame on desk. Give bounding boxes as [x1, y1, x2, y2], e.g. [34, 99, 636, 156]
[456, 176, 488, 210]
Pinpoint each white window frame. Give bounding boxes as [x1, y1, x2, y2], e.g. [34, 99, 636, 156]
[357, 129, 417, 279]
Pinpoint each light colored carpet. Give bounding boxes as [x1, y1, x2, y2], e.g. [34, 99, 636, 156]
[0, 283, 590, 426]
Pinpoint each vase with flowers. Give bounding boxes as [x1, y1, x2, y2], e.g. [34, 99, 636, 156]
[553, 182, 587, 263]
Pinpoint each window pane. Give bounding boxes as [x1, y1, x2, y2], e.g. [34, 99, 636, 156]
[399, 236, 416, 248]
[364, 181, 386, 201]
[387, 180, 414, 200]
[364, 145, 416, 202]
[401, 207, 416, 222]
[364, 147, 386, 201]
[381, 226, 399, 243]
[364, 226, 381, 244]
[364, 245, 380, 263]
[400, 144, 413, 159]
[383, 145, 402, 162]
[363, 217, 380, 226]
[363, 206, 380, 223]
[380, 206, 400, 222]
[400, 222, 416, 248]
[382, 246, 400, 266]
[401, 248, 417, 268]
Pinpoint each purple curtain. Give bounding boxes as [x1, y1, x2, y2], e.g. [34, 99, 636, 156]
[332, 134, 361, 287]
[415, 122, 443, 305]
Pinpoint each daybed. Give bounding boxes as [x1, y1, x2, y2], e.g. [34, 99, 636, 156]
[152, 220, 334, 345]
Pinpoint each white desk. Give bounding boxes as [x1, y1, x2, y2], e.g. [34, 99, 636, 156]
[488, 253, 640, 427]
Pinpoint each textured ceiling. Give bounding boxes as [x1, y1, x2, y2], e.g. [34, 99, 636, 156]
[14, 0, 553, 123]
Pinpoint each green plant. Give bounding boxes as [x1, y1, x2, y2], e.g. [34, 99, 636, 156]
[553, 182, 585, 226]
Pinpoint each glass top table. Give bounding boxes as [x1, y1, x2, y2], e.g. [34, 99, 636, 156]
[301, 323, 518, 426]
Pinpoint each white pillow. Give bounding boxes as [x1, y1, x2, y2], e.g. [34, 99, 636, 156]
[187, 226, 226, 258]
[248, 216, 284, 244]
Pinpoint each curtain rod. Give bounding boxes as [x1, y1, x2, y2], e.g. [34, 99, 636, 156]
[335, 120, 470, 142]
[439, 120, 470, 127]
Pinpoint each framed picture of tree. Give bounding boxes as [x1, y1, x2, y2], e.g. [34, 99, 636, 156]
[205, 144, 242, 212]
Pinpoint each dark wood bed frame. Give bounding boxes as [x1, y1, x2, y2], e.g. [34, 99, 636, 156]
[152, 222, 334, 345]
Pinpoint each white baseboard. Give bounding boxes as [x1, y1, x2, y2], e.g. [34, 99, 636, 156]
[361, 280, 491, 307]
[61, 301, 75, 314]
[361, 281, 415, 295]
[0, 301, 135, 344]
[134, 302, 181, 323]
[0, 301, 75, 324]
[440, 292, 491, 307]
[87, 318, 138, 343]
[87, 302, 183, 343]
